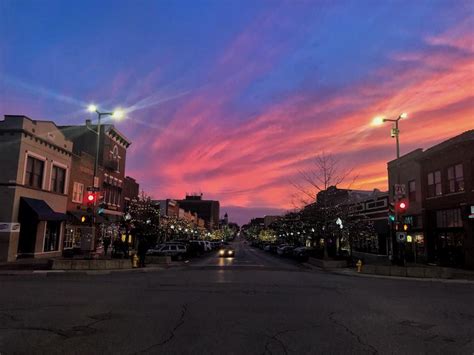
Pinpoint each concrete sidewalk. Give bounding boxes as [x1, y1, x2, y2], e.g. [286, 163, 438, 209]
[332, 265, 474, 283]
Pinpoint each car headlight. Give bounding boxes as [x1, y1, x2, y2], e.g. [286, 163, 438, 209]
[228, 250, 233, 254]
[219, 250, 225, 255]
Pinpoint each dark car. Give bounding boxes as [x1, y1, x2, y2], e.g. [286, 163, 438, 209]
[292, 247, 310, 261]
[218, 246, 235, 257]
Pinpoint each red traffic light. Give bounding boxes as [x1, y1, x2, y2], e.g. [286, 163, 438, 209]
[86, 192, 96, 205]
[397, 200, 408, 213]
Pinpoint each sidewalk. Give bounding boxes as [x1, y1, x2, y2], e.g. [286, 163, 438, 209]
[326, 265, 474, 284]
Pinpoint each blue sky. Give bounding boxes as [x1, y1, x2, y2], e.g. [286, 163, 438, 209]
[1, 0, 473, 224]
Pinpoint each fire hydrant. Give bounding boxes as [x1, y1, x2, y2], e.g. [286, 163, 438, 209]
[356, 259, 363, 273]
[132, 253, 139, 268]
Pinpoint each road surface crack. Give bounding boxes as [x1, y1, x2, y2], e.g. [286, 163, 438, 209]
[136, 303, 188, 354]
[0, 311, 115, 339]
[329, 312, 378, 354]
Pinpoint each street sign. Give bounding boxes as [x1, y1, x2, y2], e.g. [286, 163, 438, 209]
[394, 184, 406, 197]
[396, 232, 407, 242]
[87, 186, 100, 192]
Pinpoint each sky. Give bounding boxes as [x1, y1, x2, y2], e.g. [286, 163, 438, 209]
[1, 0, 473, 225]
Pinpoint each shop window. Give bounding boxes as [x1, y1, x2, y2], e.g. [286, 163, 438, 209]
[436, 208, 463, 228]
[447, 164, 464, 193]
[51, 165, 66, 194]
[44, 221, 61, 252]
[25, 156, 44, 189]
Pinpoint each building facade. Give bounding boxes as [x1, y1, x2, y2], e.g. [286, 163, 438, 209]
[418, 131, 474, 268]
[177, 195, 220, 229]
[123, 176, 139, 213]
[388, 130, 474, 268]
[387, 149, 426, 262]
[59, 122, 132, 246]
[0, 115, 72, 262]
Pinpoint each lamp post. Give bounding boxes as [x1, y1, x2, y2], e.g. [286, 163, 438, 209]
[86, 104, 124, 253]
[372, 112, 408, 263]
[372, 112, 407, 159]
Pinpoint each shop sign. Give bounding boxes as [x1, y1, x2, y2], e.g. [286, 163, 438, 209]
[396, 232, 407, 242]
[0, 223, 21, 232]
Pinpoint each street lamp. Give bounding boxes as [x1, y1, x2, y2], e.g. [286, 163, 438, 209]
[372, 112, 408, 264]
[371, 113, 408, 159]
[87, 105, 125, 185]
[86, 104, 124, 252]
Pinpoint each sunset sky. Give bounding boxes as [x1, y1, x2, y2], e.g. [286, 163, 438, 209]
[1, 0, 473, 224]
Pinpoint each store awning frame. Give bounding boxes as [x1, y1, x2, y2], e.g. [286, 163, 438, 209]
[20, 197, 67, 221]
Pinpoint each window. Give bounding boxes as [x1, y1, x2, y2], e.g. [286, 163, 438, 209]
[447, 164, 464, 193]
[427, 171, 442, 197]
[72, 182, 84, 203]
[51, 165, 66, 194]
[44, 221, 61, 252]
[25, 156, 44, 189]
[408, 180, 416, 202]
[436, 209, 463, 228]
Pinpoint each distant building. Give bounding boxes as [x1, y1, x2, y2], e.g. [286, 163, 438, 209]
[0, 115, 72, 262]
[155, 199, 179, 218]
[388, 130, 474, 268]
[177, 195, 220, 229]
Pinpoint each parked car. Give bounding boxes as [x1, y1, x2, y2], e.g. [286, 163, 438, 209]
[263, 245, 271, 251]
[147, 243, 187, 260]
[292, 247, 310, 261]
[277, 245, 294, 257]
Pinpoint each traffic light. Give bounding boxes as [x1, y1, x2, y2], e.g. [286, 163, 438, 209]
[86, 192, 96, 207]
[397, 200, 408, 214]
[97, 202, 106, 216]
[388, 202, 395, 222]
[403, 224, 409, 231]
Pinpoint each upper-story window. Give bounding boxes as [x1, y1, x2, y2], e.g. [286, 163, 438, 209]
[51, 165, 66, 194]
[72, 182, 84, 203]
[408, 180, 416, 202]
[427, 170, 442, 197]
[25, 156, 45, 189]
[447, 164, 464, 193]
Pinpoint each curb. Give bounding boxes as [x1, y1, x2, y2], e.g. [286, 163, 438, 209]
[0, 266, 168, 276]
[329, 268, 474, 284]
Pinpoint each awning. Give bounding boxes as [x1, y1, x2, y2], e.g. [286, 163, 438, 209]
[20, 197, 67, 221]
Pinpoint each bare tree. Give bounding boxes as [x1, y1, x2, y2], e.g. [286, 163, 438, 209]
[291, 152, 356, 207]
[290, 152, 359, 259]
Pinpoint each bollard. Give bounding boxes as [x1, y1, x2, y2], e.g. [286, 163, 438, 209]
[356, 259, 363, 273]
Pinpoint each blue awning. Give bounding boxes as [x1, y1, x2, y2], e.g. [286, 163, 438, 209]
[20, 197, 67, 221]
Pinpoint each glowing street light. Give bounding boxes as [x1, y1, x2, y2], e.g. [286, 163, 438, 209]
[371, 112, 408, 159]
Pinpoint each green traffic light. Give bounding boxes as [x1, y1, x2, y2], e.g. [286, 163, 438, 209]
[389, 215, 395, 222]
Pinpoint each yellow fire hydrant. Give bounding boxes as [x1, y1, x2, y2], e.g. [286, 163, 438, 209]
[356, 259, 363, 273]
[132, 253, 139, 268]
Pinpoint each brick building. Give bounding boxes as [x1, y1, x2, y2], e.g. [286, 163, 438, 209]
[177, 195, 220, 229]
[0, 115, 72, 262]
[59, 122, 131, 244]
[388, 130, 474, 268]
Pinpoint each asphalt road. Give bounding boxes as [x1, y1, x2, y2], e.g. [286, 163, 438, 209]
[1, 239, 473, 355]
